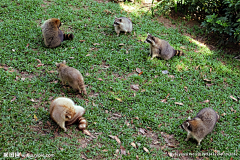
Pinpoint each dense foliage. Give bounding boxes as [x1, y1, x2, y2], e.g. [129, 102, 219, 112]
[153, 0, 240, 43]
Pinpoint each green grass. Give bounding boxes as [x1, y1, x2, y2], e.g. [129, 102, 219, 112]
[0, 0, 239, 159]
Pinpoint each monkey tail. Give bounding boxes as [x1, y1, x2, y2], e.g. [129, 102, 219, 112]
[175, 50, 184, 56]
[63, 33, 74, 41]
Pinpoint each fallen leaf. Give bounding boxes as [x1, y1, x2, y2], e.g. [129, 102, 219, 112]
[36, 64, 44, 67]
[195, 65, 200, 70]
[168, 152, 173, 157]
[230, 95, 238, 101]
[143, 147, 149, 153]
[210, 68, 212, 73]
[79, 40, 85, 42]
[135, 117, 139, 120]
[203, 100, 210, 103]
[109, 135, 121, 144]
[141, 89, 146, 92]
[161, 99, 167, 103]
[221, 113, 226, 116]
[69, 57, 74, 59]
[83, 129, 95, 138]
[119, 43, 124, 46]
[139, 128, 146, 134]
[180, 46, 186, 49]
[93, 43, 100, 46]
[31, 99, 35, 102]
[131, 84, 139, 91]
[114, 97, 122, 102]
[167, 144, 176, 148]
[120, 146, 126, 155]
[102, 149, 108, 152]
[11, 96, 16, 102]
[47, 121, 51, 126]
[136, 68, 141, 73]
[204, 79, 211, 82]
[36, 59, 41, 63]
[97, 78, 103, 81]
[138, 71, 143, 76]
[7, 108, 11, 111]
[12, 49, 15, 52]
[34, 114, 38, 121]
[86, 54, 90, 56]
[168, 75, 175, 79]
[175, 102, 183, 105]
[131, 142, 137, 148]
[60, 148, 63, 151]
[48, 70, 56, 73]
[184, 86, 188, 92]
[206, 83, 214, 86]
[162, 70, 169, 74]
[26, 43, 29, 48]
[158, 124, 162, 128]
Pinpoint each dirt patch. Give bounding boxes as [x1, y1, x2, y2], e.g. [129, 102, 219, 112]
[94, 0, 109, 3]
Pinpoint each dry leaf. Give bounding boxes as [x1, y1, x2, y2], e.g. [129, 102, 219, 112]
[135, 117, 139, 120]
[180, 46, 186, 49]
[139, 128, 146, 134]
[143, 147, 149, 153]
[48, 70, 56, 73]
[138, 71, 143, 76]
[174, 102, 183, 105]
[206, 83, 214, 86]
[34, 114, 38, 121]
[12, 49, 15, 52]
[86, 54, 90, 56]
[230, 95, 238, 101]
[102, 149, 108, 152]
[11, 96, 16, 102]
[7, 108, 11, 111]
[136, 68, 141, 73]
[98, 78, 103, 81]
[221, 113, 226, 116]
[79, 40, 85, 42]
[203, 100, 210, 103]
[158, 124, 162, 128]
[210, 68, 212, 73]
[47, 121, 51, 126]
[131, 142, 137, 148]
[60, 148, 63, 151]
[120, 146, 126, 155]
[195, 65, 200, 70]
[168, 75, 175, 79]
[161, 99, 167, 103]
[83, 129, 95, 138]
[31, 99, 35, 102]
[131, 84, 139, 91]
[36, 64, 44, 67]
[36, 59, 41, 63]
[69, 57, 74, 59]
[167, 144, 176, 148]
[109, 135, 121, 144]
[204, 79, 211, 82]
[184, 86, 188, 92]
[141, 89, 146, 92]
[93, 43, 100, 46]
[162, 70, 169, 74]
[119, 43, 124, 46]
[114, 97, 122, 102]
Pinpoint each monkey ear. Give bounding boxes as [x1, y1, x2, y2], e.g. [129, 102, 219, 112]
[63, 60, 66, 64]
[119, 19, 122, 22]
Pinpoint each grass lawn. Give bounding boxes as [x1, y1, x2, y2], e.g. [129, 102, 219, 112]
[0, 0, 239, 159]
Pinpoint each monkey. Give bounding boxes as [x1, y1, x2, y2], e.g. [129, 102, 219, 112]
[144, 33, 184, 60]
[181, 108, 219, 145]
[113, 17, 132, 36]
[55, 60, 87, 96]
[50, 97, 87, 131]
[41, 18, 74, 48]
